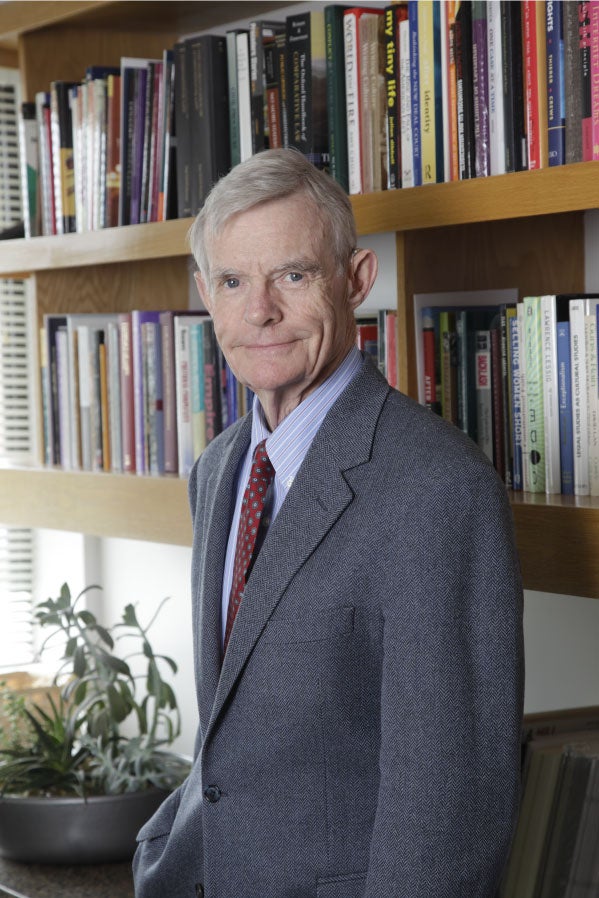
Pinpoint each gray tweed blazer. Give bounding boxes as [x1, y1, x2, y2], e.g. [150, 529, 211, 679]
[133, 358, 524, 898]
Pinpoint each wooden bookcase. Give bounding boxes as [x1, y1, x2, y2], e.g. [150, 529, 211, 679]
[0, 1, 598, 598]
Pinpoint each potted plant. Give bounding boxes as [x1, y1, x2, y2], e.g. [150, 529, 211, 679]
[0, 583, 191, 864]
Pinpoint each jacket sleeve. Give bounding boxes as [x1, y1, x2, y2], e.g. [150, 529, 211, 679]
[365, 468, 524, 898]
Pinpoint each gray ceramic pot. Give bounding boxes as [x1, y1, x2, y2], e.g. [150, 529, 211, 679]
[0, 788, 169, 864]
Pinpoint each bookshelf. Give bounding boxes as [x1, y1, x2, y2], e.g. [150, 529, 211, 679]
[1, 1, 599, 598]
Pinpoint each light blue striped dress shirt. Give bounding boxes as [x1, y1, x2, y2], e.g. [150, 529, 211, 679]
[220, 346, 364, 644]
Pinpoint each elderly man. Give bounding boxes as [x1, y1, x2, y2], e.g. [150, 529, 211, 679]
[133, 149, 523, 898]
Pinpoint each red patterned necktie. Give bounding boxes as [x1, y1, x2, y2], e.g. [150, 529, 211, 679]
[223, 439, 275, 653]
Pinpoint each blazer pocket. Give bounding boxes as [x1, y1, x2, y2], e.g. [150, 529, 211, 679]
[316, 872, 367, 898]
[263, 604, 355, 644]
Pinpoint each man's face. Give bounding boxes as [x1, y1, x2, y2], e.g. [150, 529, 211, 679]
[196, 194, 368, 427]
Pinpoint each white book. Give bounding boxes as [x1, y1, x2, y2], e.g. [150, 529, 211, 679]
[399, 18, 414, 188]
[487, 0, 506, 176]
[517, 303, 530, 492]
[236, 32, 253, 163]
[174, 315, 208, 477]
[106, 320, 122, 474]
[540, 295, 561, 494]
[56, 328, 72, 470]
[569, 298, 590, 496]
[344, 9, 362, 194]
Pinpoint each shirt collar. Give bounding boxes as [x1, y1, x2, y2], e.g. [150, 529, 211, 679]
[250, 346, 364, 491]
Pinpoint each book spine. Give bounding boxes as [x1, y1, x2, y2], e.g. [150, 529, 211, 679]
[475, 329, 493, 461]
[190, 322, 206, 458]
[174, 320, 193, 476]
[286, 11, 328, 168]
[446, 2, 459, 181]
[227, 31, 241, 168]
[76, 325, 91, 470]
[237, 32, 253, 163]
[344, 10, 362, 194]
[326, 5, 349, 191]
[564, 0, 584, 162]
[500, 306, 513, 488]
[98, 331, 111, 472]
[399, 17, 414, 187]
[418, 0, 436, 184]
[440, 310, 458, 422]
[585, 307, 599, 494]
[546, 0, 566, 166]
[422, 307, 439, 412]
[569, 298, 589, 495]
[557, 320, 574, 494]
[385, 6, 400, 189]
[487, 0, 505, 176]
[541, 295, 562, 494]
[159, 313, 177, 475]
[174, 42, 191, 218]
[265, 35, 283, 150]
[523, 1, 542, 170]
[203, 320, 222, 445]
[580, 0, 593, 161]
[118, 313, 135, 473]
[472, 0, 490, 178]
[408, 0, 422, 185]
[105, 74, 121, 228]
[249, 21, 267, 154]
[591, 0, 599, 159]
[523, 295, 546, 492]
[509, 312, 523, 491]
[455, 0, 475, 179]
[106, 321, 122, 474]
[490, 319, 506, 481]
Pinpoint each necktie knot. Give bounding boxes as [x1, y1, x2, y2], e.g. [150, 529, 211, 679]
[224, 440, 275, 653]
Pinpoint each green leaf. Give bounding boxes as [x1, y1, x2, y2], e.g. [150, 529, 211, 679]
[73, 645, 86, 678]
[65, 636, 78, 658]
[94, 625, 114, 649]
[77, 610, 97, 627]
[122, 604, 139, 628]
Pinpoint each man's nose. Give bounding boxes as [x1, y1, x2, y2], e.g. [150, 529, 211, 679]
[243, 281, 283, 326]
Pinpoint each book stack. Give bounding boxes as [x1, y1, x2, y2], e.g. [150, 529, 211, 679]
[418, 293, 599, 496]
[500, 707, 599, 898]
[19, 2, 597, 236]
[40, 310, 253, 478]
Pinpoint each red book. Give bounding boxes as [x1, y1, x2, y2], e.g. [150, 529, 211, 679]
[522, 0, 548, 169]
[588, 1, 599, 159]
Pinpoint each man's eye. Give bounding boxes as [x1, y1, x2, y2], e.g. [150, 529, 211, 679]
[285, 272, 303, 283]
[224, 277, 240, 289]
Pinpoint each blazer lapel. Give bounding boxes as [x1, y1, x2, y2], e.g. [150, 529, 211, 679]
[206, 360, 390, 739]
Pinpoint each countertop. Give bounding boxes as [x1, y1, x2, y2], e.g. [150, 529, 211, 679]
[0, 858, 134, 898]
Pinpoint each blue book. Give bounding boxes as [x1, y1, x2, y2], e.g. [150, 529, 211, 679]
[408, 0, 422, 185]
[557, 320, 573, 493]
[546, 0, 565, 166]
[508, 313, 523, 490]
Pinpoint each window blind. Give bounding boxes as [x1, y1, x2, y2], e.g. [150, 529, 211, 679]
[0, 67, 37, 669]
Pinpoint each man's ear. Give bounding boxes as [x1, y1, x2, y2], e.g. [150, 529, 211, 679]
[347, 248, 378, 313]
[194, 271, 213, 314]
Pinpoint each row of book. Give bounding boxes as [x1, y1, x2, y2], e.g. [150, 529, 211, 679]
[19, 1, 596, 238]
[419, 293, 599, 496]
[499, 706, 599, 898]
[40, 309, 398, 477]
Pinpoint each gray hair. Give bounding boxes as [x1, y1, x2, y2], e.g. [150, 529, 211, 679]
[188, 149, 357, 279]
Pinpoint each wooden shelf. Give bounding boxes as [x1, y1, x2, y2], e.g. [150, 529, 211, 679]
[1, 467, 598, 597]
[2, 162, 598, 277]
[0, 468, 191, 546]
[511, 493, 599, 600]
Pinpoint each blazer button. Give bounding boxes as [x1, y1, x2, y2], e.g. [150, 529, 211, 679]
[195, 885, 204, 897]
[203, 784, 222, 803]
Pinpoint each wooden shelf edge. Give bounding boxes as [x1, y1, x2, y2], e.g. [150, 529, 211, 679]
[2, 163, 598, 276]
[510, 493, 599, 599]
[0, 468, 192, 546]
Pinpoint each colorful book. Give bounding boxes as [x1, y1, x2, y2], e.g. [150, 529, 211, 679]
[408, 0, 422, 185]
[286, 10, 329, 169]
[557, 320, 574, 494]
[509, 310, 523, 491]
[472, 0, 490, 178]
[523, 295, 546, 492]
